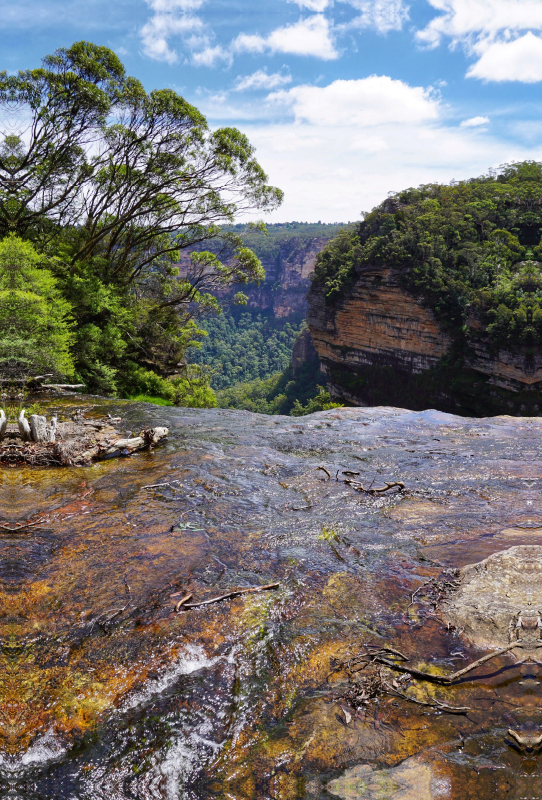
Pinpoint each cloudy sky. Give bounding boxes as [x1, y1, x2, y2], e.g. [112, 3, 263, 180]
[2, 0, 542, 221]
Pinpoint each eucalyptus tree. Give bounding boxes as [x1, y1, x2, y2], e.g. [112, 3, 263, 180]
[0, 42, 283, 393]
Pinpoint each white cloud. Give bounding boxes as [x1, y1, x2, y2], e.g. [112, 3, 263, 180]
[140, 11, 203, 63]
[417, 0, 542, 83]
[241, 120, 538, 222]
[199, 73, 542, 222]
[467, 32, 542, 82]
[269, 76, 440, 126]
[460, 115, 490, 127]
[191, 44, 232, 67]
[349, 134, 390, 152]
[233, 15, 338, 60]
[234, 70, 292, 91]
[417, 0, 542, 49]
[146, 0, 203, 11]
[347, 0, 409, 34]
[287, 0, 331, 9]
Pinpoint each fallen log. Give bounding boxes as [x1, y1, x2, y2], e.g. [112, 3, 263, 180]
[102, 427, 168, 457]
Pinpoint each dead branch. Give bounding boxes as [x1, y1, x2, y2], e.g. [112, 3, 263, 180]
[406, 570, 461, 612]
[142, 480, 182, 490]
[381, 681, 470, 714]
[0, 517, 47, 531]
[316, 466, 331, 479]
[343, 642, 527, 686]
[344, 479, 405, 495]
[175, 593, 193, 611]
[177, 583, 280, 610]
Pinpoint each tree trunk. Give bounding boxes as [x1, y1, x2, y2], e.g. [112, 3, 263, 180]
[29, 415, 48, 443]
[18, 410, 31, 442]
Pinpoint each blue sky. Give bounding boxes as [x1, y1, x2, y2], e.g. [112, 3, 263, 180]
[2, 0, 542, 221]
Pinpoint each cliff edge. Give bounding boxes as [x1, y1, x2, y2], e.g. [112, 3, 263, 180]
[308, 263, 542, 416]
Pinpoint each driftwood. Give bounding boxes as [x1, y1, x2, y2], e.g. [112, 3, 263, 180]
[175, 583, 280, 611]
[29, 414, 47, 442]
[508, 729, 542, 751]
[174, 593, 194, 611]
[17, 411, 58, 444]
[142, 479, 182, 490]
[18, 410, 31, 442]
[42, 384, 85, 390]
[0, 517, 46, 531]
[103, 427, 168, 457]
[1, 412, 169, 466]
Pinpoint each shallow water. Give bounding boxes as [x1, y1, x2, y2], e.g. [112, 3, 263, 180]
[1, 399, 542, 798]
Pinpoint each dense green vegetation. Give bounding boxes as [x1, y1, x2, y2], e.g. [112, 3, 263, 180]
[190, 311, 304, 390]
[313, 161, 542, 352]
[216, 356, 338, 416]
[0, 41, 281, 404]
[0, 236, 74, 379]
[199, 221, 349, 264]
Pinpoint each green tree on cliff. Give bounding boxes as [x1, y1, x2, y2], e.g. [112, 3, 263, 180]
[311, 160, 542, 351]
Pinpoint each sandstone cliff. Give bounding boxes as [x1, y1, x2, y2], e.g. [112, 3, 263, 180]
[240, 236, 329, 317]
[179, 236, 331, 318]
[307, 263, 542, 415]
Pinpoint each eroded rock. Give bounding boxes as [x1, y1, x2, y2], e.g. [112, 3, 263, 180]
[441, 545, 542, 651]
[327, 758, 433, 800]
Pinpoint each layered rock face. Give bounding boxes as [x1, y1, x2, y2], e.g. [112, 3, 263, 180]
[307, 264, 542, 414]
[249, 236, 327, 318]
[179, 236, 329, 318]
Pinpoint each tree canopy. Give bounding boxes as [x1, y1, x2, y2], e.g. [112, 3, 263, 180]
[0, 41, 282, 396]
[312, 161, 542, 351]
[0, 236, 74, 382]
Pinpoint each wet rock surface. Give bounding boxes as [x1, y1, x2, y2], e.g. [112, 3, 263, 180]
[442, 545, 542, 651]
[0, 400, 541, 798]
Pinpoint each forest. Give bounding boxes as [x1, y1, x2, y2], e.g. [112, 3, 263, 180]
[0, 41, 349, 415]
[312, 160, 542, 354]
[0, 41, 283, 405]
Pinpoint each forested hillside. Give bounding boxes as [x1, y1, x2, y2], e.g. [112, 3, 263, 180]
[309, 160, 542, 416]
[313, 161, 542, 348]
[0, 41, 282, 406]
[191, 311, 304, 390]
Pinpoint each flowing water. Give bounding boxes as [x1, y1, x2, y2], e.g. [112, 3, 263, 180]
[1, 399, 541, 798]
